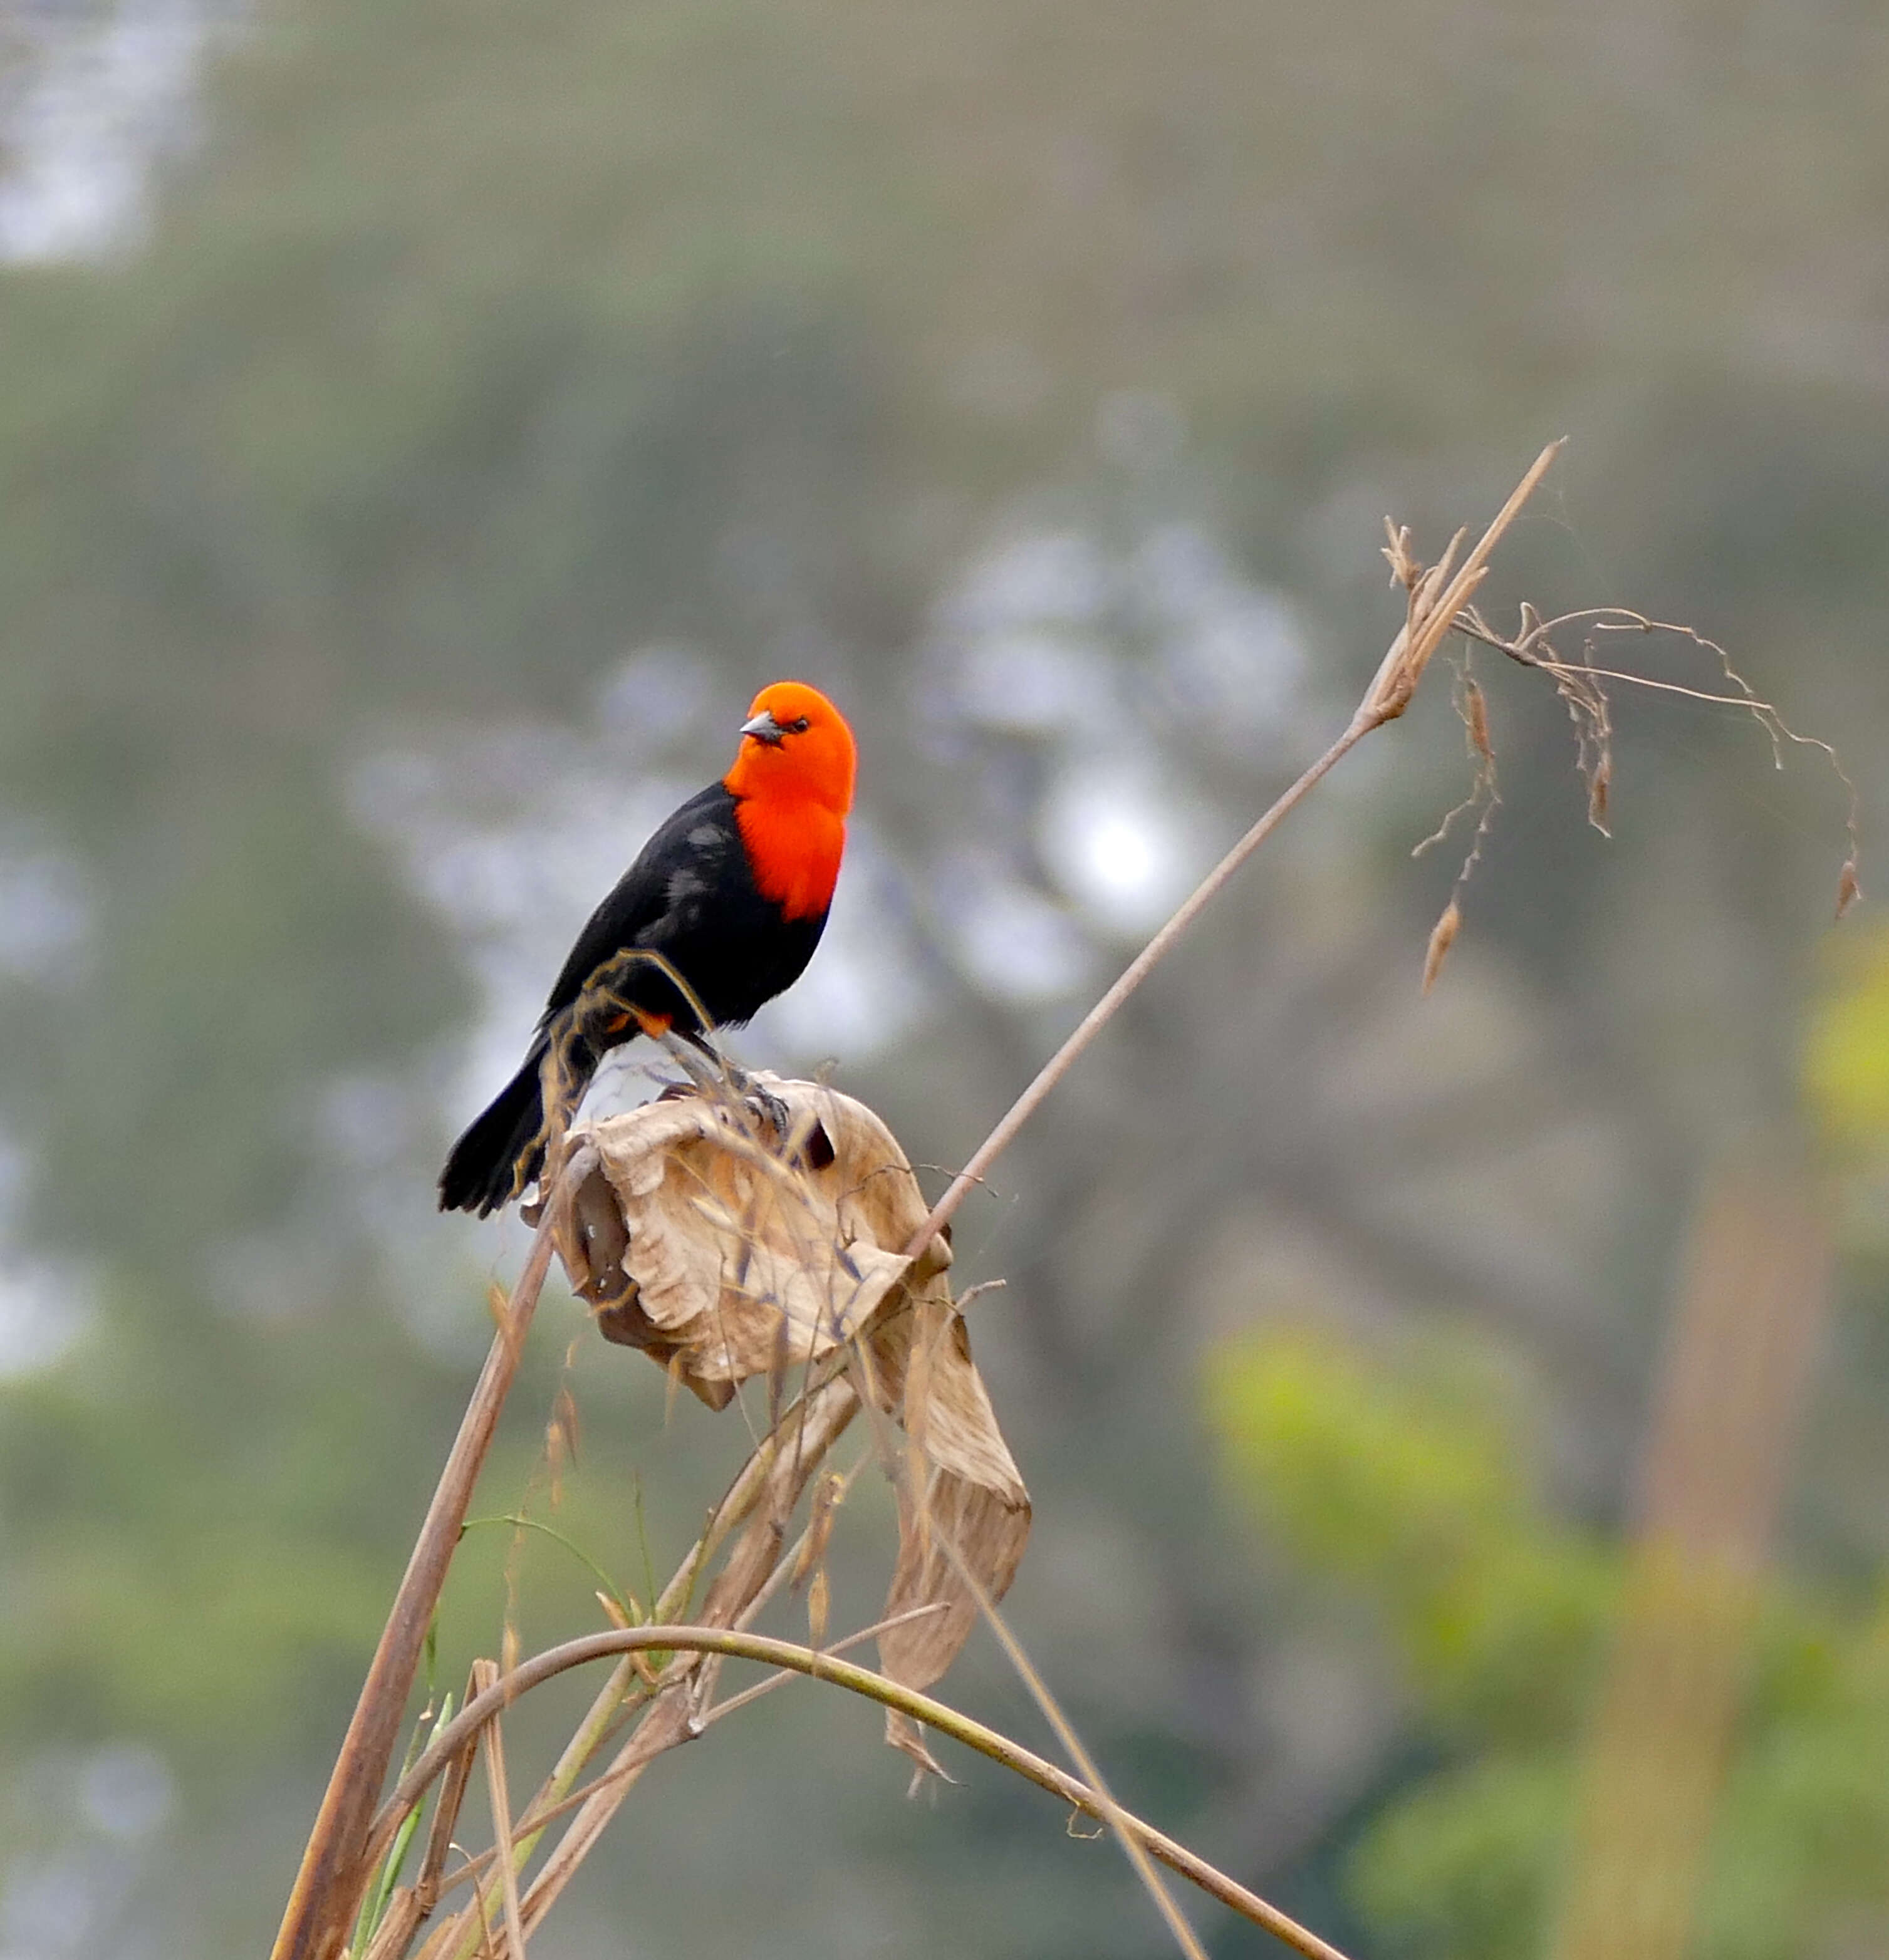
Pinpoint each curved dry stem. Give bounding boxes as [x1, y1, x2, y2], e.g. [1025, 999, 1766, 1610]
[413, 1601, 945, 1915]
[370, 1623, 1352, 1960]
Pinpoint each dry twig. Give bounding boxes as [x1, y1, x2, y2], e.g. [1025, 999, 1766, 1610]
[272, 1155, 590, 1960]
[1452, 601, 1861, 915]
[470, 1660, 527, 1960]
[900, 440, 1565, 1266]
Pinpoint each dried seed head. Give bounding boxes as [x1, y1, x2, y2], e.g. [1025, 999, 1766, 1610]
[1464, 678, 1491, 762]
[596, 1590, 634, 1631]
[1588, 754, 1612, 835]
[1382, 519, 1419, 591]
[1422, 899, 1463, 995]
[1836, 858, 1861, 920]
[806, 1567, 831, 1650]
[546, 1384, 580, 1505]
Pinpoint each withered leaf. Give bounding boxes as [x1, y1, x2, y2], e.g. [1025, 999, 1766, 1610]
[557, 1080, 931, 1401]
[558, 1077, 1031, 1750]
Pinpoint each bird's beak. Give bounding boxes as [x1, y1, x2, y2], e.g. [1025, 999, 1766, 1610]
[740, 709, 786, 745]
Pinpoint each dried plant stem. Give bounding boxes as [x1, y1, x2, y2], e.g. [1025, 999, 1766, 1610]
[931, 1518, 1212, 1958]
[902, 717, 1365, 1260]
[374, 1624, 1351, 1960]
[269, 1149, 594, 1960]
[406, 1375, 864, 1959]
[510, 1382, 860, 1938]
[905, 442, 1563, 1263]
[469, 1661, 527, 1960]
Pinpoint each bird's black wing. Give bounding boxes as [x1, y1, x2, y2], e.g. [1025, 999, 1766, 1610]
[536, 781, 743, 1022]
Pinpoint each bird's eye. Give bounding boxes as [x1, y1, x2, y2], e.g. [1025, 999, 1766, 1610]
[788, 716, 811, 734]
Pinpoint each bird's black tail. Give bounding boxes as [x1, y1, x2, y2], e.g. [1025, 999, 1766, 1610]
[438, 1039, 552, 1217]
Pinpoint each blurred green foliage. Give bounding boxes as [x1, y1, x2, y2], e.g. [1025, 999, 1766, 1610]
[1807, 926, 1889, 1152]
[1205, 1300, 1889, 1957]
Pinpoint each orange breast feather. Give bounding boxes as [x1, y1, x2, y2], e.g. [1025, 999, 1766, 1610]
[734, 797, 845, 922]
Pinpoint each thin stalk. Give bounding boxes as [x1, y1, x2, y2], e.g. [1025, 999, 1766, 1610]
[269, 1148, 593, 1960]
[471, 1659, 527, 1960]
[903, 441, 1561, 1267]
[409, 1376, 863, 1959]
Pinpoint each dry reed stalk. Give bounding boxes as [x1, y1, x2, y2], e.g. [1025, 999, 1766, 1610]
[399, 1372, 865, 1959]
[271, 1150, 593, 1960]
[900, 440, 1564, 1266]
[469, 1659, 528, 1960]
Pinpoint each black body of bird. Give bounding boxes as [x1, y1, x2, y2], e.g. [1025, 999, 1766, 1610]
[437, 683, 855, 1218]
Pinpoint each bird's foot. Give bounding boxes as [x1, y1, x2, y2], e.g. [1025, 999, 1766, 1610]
[651, 1032, 786, 1134]
[737, 1079, 794, 1141]
[647, 1030, 810, 1153]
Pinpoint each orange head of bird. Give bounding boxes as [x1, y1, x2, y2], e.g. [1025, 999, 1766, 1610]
[724, 681, 856, 817]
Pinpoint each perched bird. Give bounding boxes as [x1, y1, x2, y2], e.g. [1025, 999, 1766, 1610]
[438, 680, 856, 1216]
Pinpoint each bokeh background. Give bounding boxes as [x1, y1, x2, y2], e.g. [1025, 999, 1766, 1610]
[3, 3, 1888, 1956]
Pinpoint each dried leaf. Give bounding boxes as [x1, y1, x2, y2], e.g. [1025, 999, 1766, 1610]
[791, 1472, 845, 1594]
[560, 1171, 633, 1307]
[870, 1297, 1030, 1717]
[559, 1078, 935, 1404]
[561, 1077, 1031, 1746]
[1422, 900, 1462, 995]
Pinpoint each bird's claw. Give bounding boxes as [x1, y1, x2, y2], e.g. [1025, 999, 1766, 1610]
[710, 1053, 793, 1139]
[740, 1083, 794, 1140]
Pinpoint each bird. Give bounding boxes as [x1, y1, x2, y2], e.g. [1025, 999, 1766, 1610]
[438, 680, 856, 1216]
